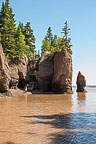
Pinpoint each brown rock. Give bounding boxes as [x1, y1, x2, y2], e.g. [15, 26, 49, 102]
[52, 48, 72, 93]
[76, 71, 86, 92]
[9, 56, 28, 88]
[17, 56, 28, 88]
[38, 51, 53, 91]
[0, 45, 11, 92]
[9, 64, 19, 89]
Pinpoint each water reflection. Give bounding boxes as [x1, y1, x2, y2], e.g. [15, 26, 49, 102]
[23, 113, 96, 130]
[23, 113, 96, 144]
[49, 130, 96, 144]
[77, 92, 86, 105]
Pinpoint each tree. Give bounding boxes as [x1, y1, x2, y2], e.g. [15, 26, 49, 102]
[15, 26, 25, 62]
[41, 27, 53, 54]
[18, 21, 24, 33]
[41, 36, 50, 54]
[24, 22, 35, 54]
[0, 0, 16, 60]
[46, 26, 53, 43]
[61, 21, 72, 55]
[42, 22, 72, 56]
[0, 32, 1, 44]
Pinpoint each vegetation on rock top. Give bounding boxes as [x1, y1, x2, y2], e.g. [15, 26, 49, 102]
[41, 21, 72, 56]
[0, 0, 72, 64]
[0, 0, 36, 63]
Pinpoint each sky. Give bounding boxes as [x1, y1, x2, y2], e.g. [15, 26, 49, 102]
[0, 0, 96, 85]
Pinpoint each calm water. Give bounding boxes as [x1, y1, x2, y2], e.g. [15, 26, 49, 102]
[0, 88, 96, 144]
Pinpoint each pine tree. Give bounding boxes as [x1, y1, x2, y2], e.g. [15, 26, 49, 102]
[0, 32, 1, 44]
[0, 0, 16, 60]
[41, 26, 53, 54]
[15, 26, 25, 62]
[41, 36, 50, 54]
[18, 21, 24, 33]
[61, 21, 72, 55]
[24, 22, 35, 54]
[51, 35, 57, 47]
[46, 26, 53, 43]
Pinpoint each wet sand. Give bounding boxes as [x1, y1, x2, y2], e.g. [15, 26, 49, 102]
[0, 88, 96, 144]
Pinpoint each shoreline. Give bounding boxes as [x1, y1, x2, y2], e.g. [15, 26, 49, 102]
[10, 88, 32, 96]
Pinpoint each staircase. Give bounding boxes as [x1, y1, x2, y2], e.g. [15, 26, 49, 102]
[27, 54, 40, 92]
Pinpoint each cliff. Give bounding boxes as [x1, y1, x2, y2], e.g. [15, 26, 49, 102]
[0, 45, 11, 93]
[0, 45, 28, 96]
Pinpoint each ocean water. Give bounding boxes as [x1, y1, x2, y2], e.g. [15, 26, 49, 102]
[0, 87, 96, 144]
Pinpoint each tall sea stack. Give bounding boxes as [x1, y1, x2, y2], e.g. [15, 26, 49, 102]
[76, 71, 86, 92]
[38, 48, 73, 93]
[52, 48, 72, 93]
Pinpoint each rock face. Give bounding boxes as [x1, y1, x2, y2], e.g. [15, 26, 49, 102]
[17, 56, 28, 88]
[9, 56, 28, 89]
[0, 43, 73, 94]
[52, 48, 72, 93]
[9, 64, 19, 89]
[76, 71, 86, 92]
[38, 51, 54, 92]
[0, 45, 28, 94]
[0, 45, 11, 92]
[38, 48, 73, 93]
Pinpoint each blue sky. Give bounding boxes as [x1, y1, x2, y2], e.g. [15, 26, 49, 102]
[0, 0, 96, 85]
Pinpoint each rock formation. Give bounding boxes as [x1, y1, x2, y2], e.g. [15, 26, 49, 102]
[26, 57, 39, 91]
[0, 45, 28, 96]
[76, 71, 86, 92]
[52, 48, 72, 93]
[9, 57, 28, 89]
[38, 51, 54, 92]
[38, 48, 73, 93]
[9, 64, 19, 89]
[0, 44, 73, 95]
[0, 45, 11, 92]
[17, 56, 28, 88]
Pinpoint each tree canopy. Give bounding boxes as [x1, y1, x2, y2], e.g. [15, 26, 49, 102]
[41, 21, 72, 55]
[41, 22, 72, 56]
[0, 0, 36, 63]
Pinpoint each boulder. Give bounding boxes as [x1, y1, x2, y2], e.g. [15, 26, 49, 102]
[76, 71, 86, 92]
[38, 51, 54, 92]
[0, 45, 11, 92]
[52, 48, 72, 93]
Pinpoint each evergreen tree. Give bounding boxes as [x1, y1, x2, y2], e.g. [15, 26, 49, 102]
[41, 26, 53, 54]
[0, 2, 5, 29]
[0, 32, 1, 44]
[51, 35, 57, 47]
[41, 36, 50, 54]
[41, 22, 72, 56]
[18, 21, 24, 33]
[0, 0, 16, 60]
[61, 21, 72, 55]
[24, 22, 35, 54]
[15, 26, 25, 62]
[46, 26, 53, 43]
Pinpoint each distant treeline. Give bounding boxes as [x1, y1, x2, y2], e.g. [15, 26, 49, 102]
[0, 0, 72, 63]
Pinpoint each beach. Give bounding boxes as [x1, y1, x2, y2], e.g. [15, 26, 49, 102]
[0, 87, 96, 144]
